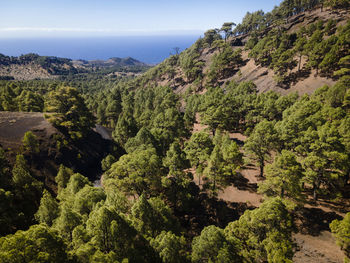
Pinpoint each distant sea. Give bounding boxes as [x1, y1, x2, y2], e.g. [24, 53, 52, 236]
[0, 35, 201, 64]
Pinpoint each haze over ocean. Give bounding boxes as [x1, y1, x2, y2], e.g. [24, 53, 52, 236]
[0, 35, 200, 64]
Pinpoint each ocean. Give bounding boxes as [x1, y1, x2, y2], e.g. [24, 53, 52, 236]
[0, 35, 200, 64]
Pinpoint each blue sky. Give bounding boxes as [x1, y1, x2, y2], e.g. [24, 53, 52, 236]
[1, 0, 282, 37]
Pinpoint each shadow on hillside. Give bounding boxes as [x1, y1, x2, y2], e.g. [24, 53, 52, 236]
[278, 68, 311, 89]
[231, 137, 245, 147]
[317, 199, 350, 215]
[174, 182, 255, 237]
[295, 207, 343, 236]
[230, 171, 258, 193]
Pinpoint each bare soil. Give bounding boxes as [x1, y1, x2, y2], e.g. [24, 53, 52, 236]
[154, 8, 349, 97]
[293, 231, 344, 263]
[190, 114, 347, 262]
[0, 111, 56, 149]
[0, 63, 55, 80]
[0, 111, 115, 189]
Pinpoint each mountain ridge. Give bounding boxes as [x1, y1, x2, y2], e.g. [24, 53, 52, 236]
[0, 53, 149, 80]
[128, 6, 349, 96]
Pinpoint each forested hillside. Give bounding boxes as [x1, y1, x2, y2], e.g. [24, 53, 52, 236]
[0, 0, 349, 262]
[115, 0, 348, 96]
[0, 53, 149, 80]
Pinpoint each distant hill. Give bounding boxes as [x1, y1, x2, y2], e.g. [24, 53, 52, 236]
[73, 56, 147, 68]
[0, 53, 149, 80]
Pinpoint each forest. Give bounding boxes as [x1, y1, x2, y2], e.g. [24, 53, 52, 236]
[0, 0, 349, 262]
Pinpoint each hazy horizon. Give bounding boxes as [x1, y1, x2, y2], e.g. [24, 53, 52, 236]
[0, 35, 201, 64]
[1, 0, 283, 38]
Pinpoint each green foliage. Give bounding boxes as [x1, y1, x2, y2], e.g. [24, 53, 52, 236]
[298, 123, 347, 200]
[131, 195, 180, 238]
[86, 205, 130, 254]
[258, 150, 304, 201]
[184, 132, 213, 185]
[220, 22, 236, 42]
[0, 82, 45, 112]
[330, 213, 350, 262]
[12, 155, 32, 187]
[225, 198, 294, 262]
[204, 133, 243, 194]
[191, 225, 241, 263]
[45, 86, 95, 140]
[163, 140, 189, 179]
[184, 93, 201, 129]
[103, 180, 130, 213]
[324, 0, 350, 8]
[276, 95, 323, 149]
[0, 2, 349, 263]
[57, 172, 91, 202]
[72, 185, 106, 216]
[35, 190, 59, 226]
[124, 127, 155, 153]
[151, 231, 188, 263]
[0, 147, 9, 188]
[54, 203, 82, 242]
[113, 111, 138, 147]
[198, 81, 266, 134]
[203, 29, 222, 48]
[55, 165, 74, 191]
[179, 43, 205, 82]
[207, 45, 243, 83]
[17, 89, 44, 112]
[22, 131, 39, 153]
[244, 120, 278, 177]
[0, 224, 74, 263]
[101, 154, 117, 171]
[0, 153, 42, 234]
[199, 87, 227, 133]
[0, 189, 16, 235]
[233, 10, 266, 35]
[246, 17, 350, 82]
[104, 147, 163, 196]
[293, 34, 307, 71]
[151, 107, 187, 155]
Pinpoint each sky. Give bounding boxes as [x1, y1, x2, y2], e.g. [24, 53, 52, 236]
[0, 0, 283, 38]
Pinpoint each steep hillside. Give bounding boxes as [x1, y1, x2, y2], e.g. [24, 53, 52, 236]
[129, 7, 349, 95]
[0, 1, 349, 262]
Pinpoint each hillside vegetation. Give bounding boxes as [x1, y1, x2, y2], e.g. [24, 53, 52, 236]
[0, 0, 349, 262]
[0, 53, 150, 80]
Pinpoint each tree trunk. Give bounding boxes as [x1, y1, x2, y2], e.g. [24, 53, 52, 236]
[259, 161, 264, 177]
[313, 187, 318, 201]
[344, 171, 350, 185]
[213, 174, 216, 192]
[313, 179, 320, 201]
